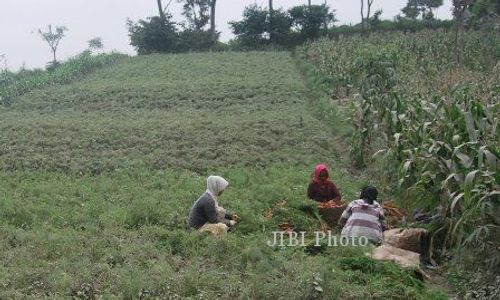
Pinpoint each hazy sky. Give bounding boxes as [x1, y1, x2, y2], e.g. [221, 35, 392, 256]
[0, 0, 453, 70]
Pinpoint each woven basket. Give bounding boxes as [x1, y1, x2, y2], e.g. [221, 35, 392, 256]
[318, 205, 346, 227]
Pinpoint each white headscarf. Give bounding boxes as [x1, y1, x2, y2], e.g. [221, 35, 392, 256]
[206, 176, 229, 207]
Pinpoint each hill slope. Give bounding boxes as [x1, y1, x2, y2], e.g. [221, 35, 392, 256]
[2, 52, 340, 173]
[0, 52, 446, 298]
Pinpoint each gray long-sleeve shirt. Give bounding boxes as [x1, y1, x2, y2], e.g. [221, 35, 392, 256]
[187, 192, 232, 229]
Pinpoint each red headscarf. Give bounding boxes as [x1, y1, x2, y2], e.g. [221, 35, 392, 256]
[313, 164, 329, 183]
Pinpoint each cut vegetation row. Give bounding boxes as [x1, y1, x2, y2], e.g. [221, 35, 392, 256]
[0, 52, 447, 298]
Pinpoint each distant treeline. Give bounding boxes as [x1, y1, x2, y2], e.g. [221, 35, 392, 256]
[128, 3, 457, 53]
[329, 19, 454, 36]
[128, 0, 499, 53]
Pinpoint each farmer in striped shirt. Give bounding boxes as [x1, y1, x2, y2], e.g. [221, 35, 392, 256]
[339, 186, 385, 244]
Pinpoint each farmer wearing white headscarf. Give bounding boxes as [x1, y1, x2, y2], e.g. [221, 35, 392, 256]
[187, 176, 239, 234]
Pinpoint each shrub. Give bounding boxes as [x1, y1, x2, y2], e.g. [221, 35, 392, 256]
[127, 16, 179, 54]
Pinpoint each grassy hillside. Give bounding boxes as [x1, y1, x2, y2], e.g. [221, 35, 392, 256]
[2, 52, 343, 174]
[0, 52, 446, 298]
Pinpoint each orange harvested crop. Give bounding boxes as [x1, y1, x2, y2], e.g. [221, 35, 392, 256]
[317, 200, 344, 209]
[382, 201, 406, 219]
[382, 201, 407, 227]
[278, 221, 294, 233]
[275, 200, 287, 208]
[320, 223, 331, 233]
[264, 209, 273, 220]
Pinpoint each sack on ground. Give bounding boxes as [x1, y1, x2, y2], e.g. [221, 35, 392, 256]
[383, 228, 427, 253]
[372, 244, 420, 269]
[199, 223, 228, 236]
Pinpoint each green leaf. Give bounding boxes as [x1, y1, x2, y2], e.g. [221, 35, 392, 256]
[402, 160, 412, 174]
[464, 170, 480, 190]
[394, 133, 401, 144]
[314, 286, 324, 293]
[484, 150, 498, 171]
[478, 146, 485, 169]
[464, 111, 478, 141]
[455, 152, 473, 169]
[450, 192, 464, 214]
[441, 173, 457, 189]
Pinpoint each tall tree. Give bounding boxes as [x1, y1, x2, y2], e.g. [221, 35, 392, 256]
[370, 9, 383, 29]
[178, 0, 210, 30]
[289, 4, 335, 40]
[179, 0, 217, 42]
[361, 0, 365, 30]
[469, 0, 500, 29]
[38, 25, 68, 64]
[127, 16, 178, 54]
[402, 0, 443, 20]
[88, 37, 104, 53]
[269, 0, 274, 42]
[230, 4, 292, 47]
[402, 0, 421, 19]
[229, 5, 269, 46]
[156, 0, 174, 21]
[367, 0, 374, 30]
[209, 0, 217, 40]
[157, 0, 166, 20]
[360, 0, 375, 32]
[453, 0, 473, 64]
[425, 0, 444, 19]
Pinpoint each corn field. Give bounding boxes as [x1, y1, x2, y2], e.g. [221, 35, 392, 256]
[300, 29, 499, 252]
[0, 51, 125, 106]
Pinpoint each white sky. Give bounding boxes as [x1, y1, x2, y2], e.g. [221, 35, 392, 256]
[0, 0, 453, 70]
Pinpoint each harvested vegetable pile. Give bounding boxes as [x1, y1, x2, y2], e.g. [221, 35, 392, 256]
[382, 201, 407, 229]
[263, 199, 287, 220]
[317, 201, 346, 227]
[264, 200, 294, 231]
[264, 209, 273, 220]
[317, 200, 345, 209]
[278, 221, 294, 233]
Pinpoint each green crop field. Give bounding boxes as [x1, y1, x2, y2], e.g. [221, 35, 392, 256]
[0, 52, 447, 298]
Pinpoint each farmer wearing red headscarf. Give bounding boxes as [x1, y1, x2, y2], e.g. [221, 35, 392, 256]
[307, 164, 342, 202]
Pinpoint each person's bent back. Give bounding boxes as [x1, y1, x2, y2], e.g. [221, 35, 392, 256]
[188, 191, 228, 229]
[338, 186, 385, 244]
[187, 176, 236, 234]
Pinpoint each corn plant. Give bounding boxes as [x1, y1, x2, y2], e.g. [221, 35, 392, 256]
[0, 51, 126, 107]
[300, 29, 499, 249]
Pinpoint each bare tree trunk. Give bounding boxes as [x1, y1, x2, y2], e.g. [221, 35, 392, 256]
[191, 2, 200, 30]
[210, 0, 216, 32]
[455, 10, 463, 64]
[308, 0, 312, 7]
[157, 0, 166, 21]
[367, 0, 374, 32]
[210, 0, 217, 42]
[453, 1, 472, 65]
[269, 0, 274, 42]
[360, 0, 365, 33]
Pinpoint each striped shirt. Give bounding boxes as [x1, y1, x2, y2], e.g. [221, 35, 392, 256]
[339, 199, 385, 243]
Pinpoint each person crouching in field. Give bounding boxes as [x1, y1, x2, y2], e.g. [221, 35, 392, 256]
[339, 186, 385, 244]
[307, 164, 342, 203]
[187, 176, 239, 235]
